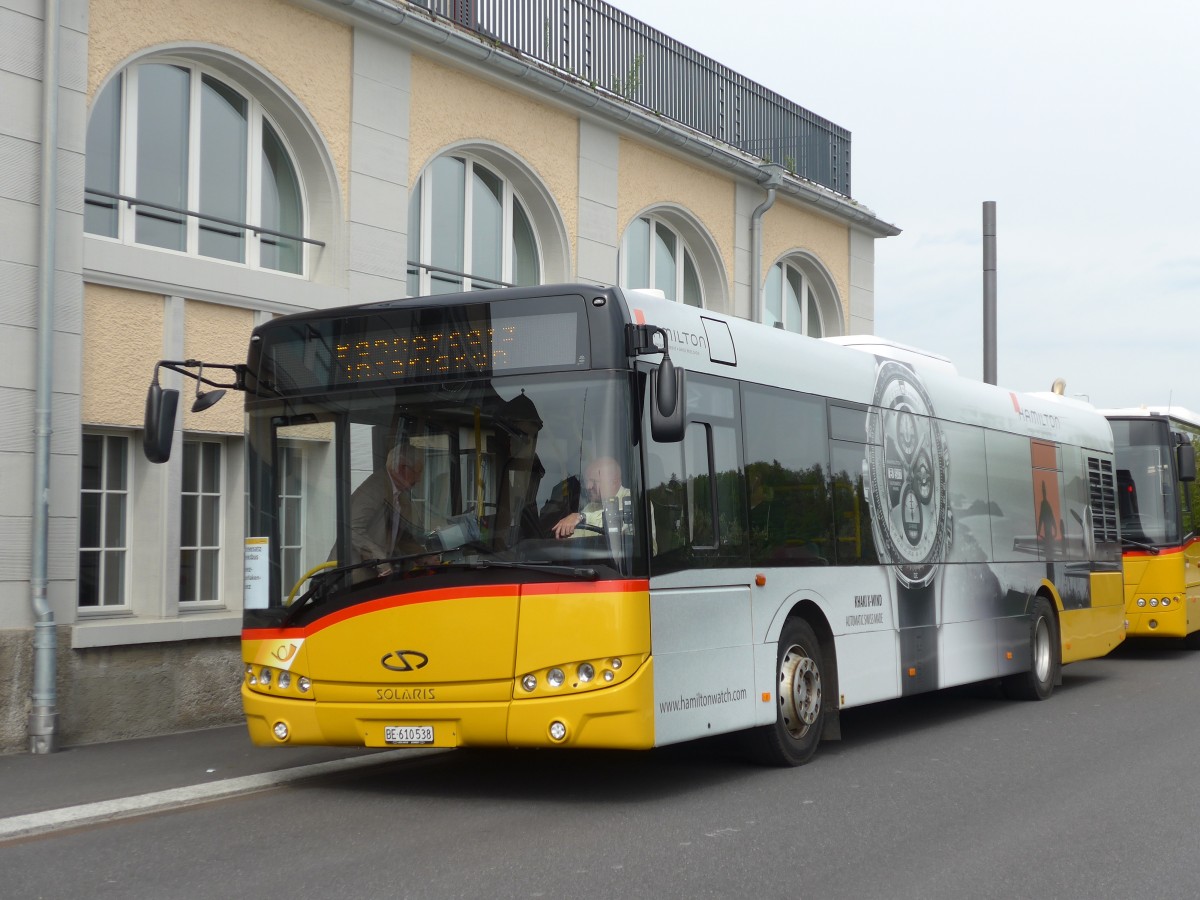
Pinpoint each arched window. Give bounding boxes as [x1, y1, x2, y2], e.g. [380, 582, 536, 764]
[620, 214, 703, 307]
[763, 258, 841, 338]
[407, 154, 542, 295]
[85, 61, 307, 275]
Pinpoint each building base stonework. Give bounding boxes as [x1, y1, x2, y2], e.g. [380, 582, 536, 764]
[1, 629, 243, 755]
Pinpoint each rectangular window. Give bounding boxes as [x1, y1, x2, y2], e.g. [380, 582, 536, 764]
[743, 385, 833, 566]
[646, 374, 744, 570]
[79, 434, 129, 608]
[180, 440, 222, 604]
[278, 442, 305, 600]
[134, 63, 190, 251]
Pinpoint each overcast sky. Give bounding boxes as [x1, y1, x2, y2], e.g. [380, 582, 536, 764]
[614, 0, 1200, 414]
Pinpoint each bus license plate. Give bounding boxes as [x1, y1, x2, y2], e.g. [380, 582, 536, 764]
[384, 725, 434, 745]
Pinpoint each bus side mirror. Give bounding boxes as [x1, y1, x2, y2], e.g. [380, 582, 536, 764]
[650, 362, 685, 443]
[143, 379, 180, 463]
[1178, 443, 1196, 482]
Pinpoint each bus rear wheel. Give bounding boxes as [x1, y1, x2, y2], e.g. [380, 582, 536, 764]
[1002, 596, 1059, 701]
[747, 618, 826, 767]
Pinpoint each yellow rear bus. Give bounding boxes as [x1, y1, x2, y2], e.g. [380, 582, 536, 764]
[1103, 408, 1200, 640]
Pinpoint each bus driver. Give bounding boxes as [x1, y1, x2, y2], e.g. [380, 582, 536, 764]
[552, 456, 628, 539]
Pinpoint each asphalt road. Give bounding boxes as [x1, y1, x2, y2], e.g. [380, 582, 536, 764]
[4, 637, 1199, 900]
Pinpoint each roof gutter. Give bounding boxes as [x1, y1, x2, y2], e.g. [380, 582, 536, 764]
[328, 0, 901, 238]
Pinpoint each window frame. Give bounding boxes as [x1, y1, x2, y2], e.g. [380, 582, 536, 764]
[619, 213, 705, 308]
[179, 438, 226, 608]
[78, 432, 131, 613]
[764, 258, 823, 337]
[85, 56, 310, 277]
[407, 152, 544, 295]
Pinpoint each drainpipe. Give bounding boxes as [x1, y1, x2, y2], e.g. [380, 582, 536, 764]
[29, 0, 62, 754]
[749, 164, 785, 323]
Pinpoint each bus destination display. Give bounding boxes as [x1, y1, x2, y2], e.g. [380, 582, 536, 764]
[333, 310, 580, 384]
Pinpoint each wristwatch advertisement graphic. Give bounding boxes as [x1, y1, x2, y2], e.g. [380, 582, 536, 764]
[864, 359, 951, 694]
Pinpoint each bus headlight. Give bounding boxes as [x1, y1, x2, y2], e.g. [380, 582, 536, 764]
[548, 721, 567, 742]
[577, 663, 595, 683]
[1150, 598, 1159, 607]
[259, 667, 273, 686]
[297, 676, 311, 693]
[277, 671, 292, 690]
[547, 668, 565, 688]
[1137, 598, 1147, 608]
[273, 721, 290, 741]
[521, 674, 538, 692]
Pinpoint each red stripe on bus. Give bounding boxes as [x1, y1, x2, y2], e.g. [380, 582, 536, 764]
[243, 578, 650, 640]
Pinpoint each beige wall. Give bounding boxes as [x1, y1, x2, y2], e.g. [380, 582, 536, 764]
[762, 202, 851, 326]
[408, 55, 579, 264]
[182, 301, 255, 434]
[88, 0, 353, 199]
[617, 138, 735, 288]
[81, 284, 164, 428]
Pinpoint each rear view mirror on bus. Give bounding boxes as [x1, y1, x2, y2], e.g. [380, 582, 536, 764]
[650, 364, 685, 443]
[143, 380, 179, 464]
[1178, 442, 1196, 482]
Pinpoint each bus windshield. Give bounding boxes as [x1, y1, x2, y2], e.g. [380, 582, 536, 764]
[1110, 418, 1180, 545]
[246, 370, 644, 613]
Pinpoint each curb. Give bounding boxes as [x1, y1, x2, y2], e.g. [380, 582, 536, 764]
[0, 748, 438, 842]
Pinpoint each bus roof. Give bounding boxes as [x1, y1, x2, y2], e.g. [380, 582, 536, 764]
[622, 288, 1114, 451]
[1099, 406, 1200, 430]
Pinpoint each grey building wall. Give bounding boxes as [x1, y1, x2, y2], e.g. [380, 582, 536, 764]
[576, 119, 619, 287]
[848, 228, 877, 334]
[349, 28, 412, 304]
[1, 0, 89, 749]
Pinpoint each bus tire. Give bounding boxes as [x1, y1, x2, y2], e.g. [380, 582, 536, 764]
[747, 617, 826, 767]
[1001, 596, 1059, 701]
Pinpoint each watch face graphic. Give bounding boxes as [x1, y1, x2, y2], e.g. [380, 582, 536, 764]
[865, 361, 951, 587]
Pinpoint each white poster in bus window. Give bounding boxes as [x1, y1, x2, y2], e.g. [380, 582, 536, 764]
[244, 537, 270, 609]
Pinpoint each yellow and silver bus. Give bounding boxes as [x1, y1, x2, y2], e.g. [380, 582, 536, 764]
[145, 284, 1127, 765]
[1102, 407, 1200, 640]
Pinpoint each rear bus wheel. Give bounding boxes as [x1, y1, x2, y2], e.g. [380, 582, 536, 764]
[1002, 596, 1059, 701]
[748, 618, 826, 767]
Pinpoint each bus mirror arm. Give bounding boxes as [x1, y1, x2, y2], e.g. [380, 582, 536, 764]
[142, 359, 247, 463]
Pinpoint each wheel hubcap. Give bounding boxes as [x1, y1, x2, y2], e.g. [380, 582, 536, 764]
[779, 644, 821, 740]
[1032, 616, 1051, 682]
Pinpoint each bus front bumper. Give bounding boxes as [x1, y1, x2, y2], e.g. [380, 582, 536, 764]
[242, 658, 656, 751]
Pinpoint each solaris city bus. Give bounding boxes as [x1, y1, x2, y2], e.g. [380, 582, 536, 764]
[1102, 407, 1200, 640]
[144, 284, 1127, 765]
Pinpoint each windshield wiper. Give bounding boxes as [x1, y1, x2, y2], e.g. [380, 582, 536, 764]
[1120, 536, 1161, 554]
[438, 560, 598, 580]
[282, 551, 442, 624]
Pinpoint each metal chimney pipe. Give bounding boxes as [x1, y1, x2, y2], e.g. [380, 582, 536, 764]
[983, 201, 997, 385]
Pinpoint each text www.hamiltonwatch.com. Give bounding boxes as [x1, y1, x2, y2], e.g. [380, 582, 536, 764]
[659, 687, 749, 714]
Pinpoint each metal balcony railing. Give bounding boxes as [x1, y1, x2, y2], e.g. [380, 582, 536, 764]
[415, 0, 852, 197]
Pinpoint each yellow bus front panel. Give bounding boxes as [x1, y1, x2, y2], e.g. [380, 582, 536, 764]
[242, 579, 653, 750]
[1122, 550, 1194, 638]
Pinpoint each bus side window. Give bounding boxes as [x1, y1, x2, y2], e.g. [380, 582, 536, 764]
[646, 423, 745, 569]
[742, 385, 833, 566]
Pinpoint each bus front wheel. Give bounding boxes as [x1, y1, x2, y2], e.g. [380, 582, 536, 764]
[748, 618, 826, 767]
[1002, 596, 1059, 701]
